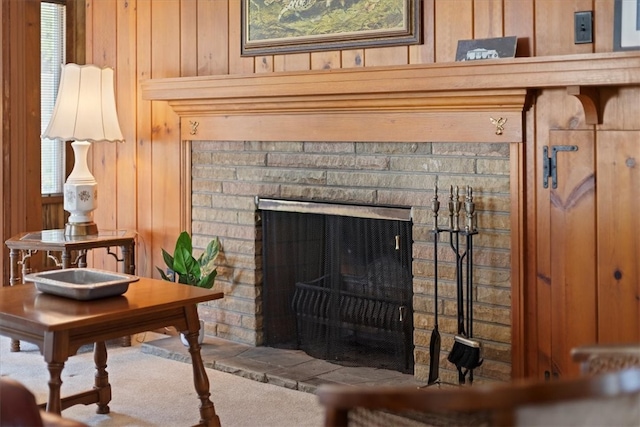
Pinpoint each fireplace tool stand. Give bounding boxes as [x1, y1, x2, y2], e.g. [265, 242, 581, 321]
[430, 185, 482, 386]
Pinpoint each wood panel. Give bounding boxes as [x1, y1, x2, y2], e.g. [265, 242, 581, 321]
[596, 131, 640, 343]
[409, 0, 434, 64]
[150, 0, 184, 266]
[548, 130, 597, 379]
[181, 0, 198, 76]
[311, 51, 342, 70]
[136, 0, 154, 277]
[228, 0, 253, 74]
[197, 0, 228, 75]
[434, 0, 472, 62]
[535, 0, 593, 56]
[86, 0, 118, 272]
[364, 45, 409, 66]
[115, 0, 139, 264]
[274, 53, 310, 72]
[474, 0, 503, 39]
[504, 0, 534, 56]
[1, 0, 43, 284]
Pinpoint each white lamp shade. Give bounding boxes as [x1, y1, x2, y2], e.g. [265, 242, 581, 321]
[42, 63, 124, 142]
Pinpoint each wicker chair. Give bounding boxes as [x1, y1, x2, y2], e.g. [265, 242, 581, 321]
[572, 343, 640, 375]
[317, 368, 640, 427]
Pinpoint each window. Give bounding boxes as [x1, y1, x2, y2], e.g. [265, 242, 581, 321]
[41, 1, 66, 195]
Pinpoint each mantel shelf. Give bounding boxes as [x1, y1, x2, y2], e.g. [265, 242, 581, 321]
[140, 51, 640, 142]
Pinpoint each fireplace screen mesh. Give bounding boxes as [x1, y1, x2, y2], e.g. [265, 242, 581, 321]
[261, 202, 414, 374]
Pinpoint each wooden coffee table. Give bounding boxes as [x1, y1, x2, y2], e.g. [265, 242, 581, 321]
[0, 278, 223, 427]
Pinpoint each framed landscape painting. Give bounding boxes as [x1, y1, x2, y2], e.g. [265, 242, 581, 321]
[241, 0, 421, 56]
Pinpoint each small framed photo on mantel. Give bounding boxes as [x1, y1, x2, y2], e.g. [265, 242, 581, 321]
[614, 0, 640, 51]
[455, 36, 518, 62]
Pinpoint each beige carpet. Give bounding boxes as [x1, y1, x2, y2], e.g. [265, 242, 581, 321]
[0, 334, 324, 427]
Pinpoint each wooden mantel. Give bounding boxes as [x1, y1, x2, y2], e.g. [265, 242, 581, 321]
[141, 51, 640, 143]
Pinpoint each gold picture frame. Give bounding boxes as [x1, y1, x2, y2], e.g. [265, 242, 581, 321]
[241, 0, 421, 56]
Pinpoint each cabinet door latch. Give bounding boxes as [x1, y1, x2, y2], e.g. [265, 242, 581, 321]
[542, 145, 578, 189]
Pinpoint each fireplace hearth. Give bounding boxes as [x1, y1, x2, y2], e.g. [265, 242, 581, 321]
[260, 199, 414, 374]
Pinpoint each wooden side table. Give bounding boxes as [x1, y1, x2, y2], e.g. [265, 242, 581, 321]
[5, 229, 136, 351]
[0, 279, 223, 426]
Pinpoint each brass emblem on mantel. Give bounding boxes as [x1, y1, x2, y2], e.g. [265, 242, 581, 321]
[490, 117, 507, 135]
[189, 120, 199, 136]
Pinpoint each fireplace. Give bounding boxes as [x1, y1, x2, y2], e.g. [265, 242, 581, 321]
[259, 199, 414, 373]
[142, 62, 536, 383]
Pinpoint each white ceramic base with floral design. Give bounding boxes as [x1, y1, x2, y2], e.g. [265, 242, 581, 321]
[180, 319, 205, 346]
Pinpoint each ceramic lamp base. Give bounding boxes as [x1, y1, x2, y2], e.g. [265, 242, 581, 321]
[65, 221, 99, 237]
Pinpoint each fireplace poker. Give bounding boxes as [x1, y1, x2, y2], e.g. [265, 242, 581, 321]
[427, 184, 441, 386]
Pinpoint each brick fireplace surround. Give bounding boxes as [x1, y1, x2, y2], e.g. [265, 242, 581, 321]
[139, 59, 558, 384]
[192, 139, 513, 385]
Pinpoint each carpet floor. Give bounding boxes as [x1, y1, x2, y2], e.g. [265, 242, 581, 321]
[0, 334, 324, 427]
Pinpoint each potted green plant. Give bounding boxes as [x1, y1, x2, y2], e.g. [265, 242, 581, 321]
[157, 231, 220, 345]
[157, 231, 220, 289]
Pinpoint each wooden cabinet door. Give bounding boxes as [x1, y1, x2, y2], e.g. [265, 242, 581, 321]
[532, 130, 640, 379]
[536, 130, 597, 379]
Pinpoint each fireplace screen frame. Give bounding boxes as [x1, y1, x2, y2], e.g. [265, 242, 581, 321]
[259, 198, 415, 374]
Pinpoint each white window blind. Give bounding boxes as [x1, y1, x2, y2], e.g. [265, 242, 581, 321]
[41, 1, 66, 195]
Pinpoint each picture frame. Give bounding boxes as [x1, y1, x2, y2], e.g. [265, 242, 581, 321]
[614, 0, 640, 51]
[241, 0, 421, 56]
[454, 36, 518, 62]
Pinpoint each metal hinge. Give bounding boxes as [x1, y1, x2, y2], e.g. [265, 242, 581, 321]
[542, 145, 578, 189]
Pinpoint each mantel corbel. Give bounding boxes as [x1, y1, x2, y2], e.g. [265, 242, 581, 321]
[567, 85, 602, 125]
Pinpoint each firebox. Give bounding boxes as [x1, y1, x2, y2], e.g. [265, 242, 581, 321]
[259, 198, 414, 374]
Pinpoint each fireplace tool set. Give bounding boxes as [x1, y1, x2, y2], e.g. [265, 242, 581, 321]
[427, 184, 483, 387]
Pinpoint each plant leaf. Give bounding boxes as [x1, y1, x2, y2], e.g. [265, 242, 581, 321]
[198, 270, 217, 289]
[175, 231, 192, 255]
[161, 248, 174, 270]
[198, 237, 220, 276]
[175, 246, 201, 285]
[156, 266, 172, 281]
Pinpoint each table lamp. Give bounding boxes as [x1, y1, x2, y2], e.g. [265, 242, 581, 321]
[42, 63, 124, 236]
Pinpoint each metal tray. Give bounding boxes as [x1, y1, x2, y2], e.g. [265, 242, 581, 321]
[24, 268, 139, 300]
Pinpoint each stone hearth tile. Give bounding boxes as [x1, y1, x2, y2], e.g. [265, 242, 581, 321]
[264, 373, 300, 390]
[297, 375, 346, 394]
[237, 346, 316, 367]
[324, 365, 410, 382]
[268, 359, 342, 382]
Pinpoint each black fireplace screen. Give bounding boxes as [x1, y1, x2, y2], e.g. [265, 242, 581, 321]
[260, 200, 414, 374]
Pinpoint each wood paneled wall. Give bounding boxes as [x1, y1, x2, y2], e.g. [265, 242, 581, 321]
[81, 0, 539, 278]
[3, 0, 638, 379]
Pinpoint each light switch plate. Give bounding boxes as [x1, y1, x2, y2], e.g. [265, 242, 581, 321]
[575, 11, 593, 44]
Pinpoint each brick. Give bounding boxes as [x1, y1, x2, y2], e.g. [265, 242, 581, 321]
[223, 181, 280, 197]
[477, 158, 510, 175]
[245, 141, 303, 152]
[304, 141, 355, 153]
[357, 142, 432, 154]
[238, 167, 326, 185]
[268, 152, 356, 169]
[280, 185, 376, 204]
[391, 156, 477, 174]
[192, 179, 223, 193]
[193, 140, 245, 151]
[192, 165, 237, 180]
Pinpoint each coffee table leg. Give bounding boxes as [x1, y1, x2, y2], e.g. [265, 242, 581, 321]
[46, 361, 65, 414]
[184, 332, 220, 427]
[94, 341, 112, 414]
